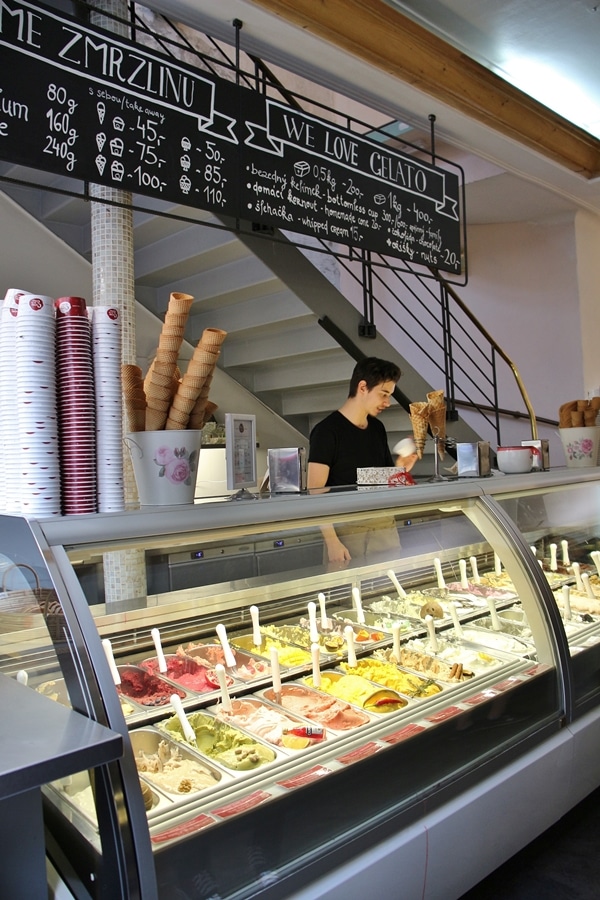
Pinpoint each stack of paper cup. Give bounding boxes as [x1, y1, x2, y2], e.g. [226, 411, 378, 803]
[56, 297, 97, 515]
[91, 306, 124, 512]
[15, 292, 61, 517]
[0, 289, 27, 512]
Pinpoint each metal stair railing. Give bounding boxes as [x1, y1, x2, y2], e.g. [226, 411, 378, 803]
[137, 10, 539, 445]
[307, 243, 539, 445]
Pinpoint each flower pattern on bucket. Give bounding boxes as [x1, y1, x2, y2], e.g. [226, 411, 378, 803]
[565, 438, 594, 461]
[154, 445, 198, 485]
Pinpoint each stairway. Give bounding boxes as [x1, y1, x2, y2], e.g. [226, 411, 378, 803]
[0, 158, 485, 480]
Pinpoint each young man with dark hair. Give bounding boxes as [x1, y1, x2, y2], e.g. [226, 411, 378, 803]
[307, 357, 417, 565]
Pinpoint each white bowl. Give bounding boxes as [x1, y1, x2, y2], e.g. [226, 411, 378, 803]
[496, 446, 533, 474]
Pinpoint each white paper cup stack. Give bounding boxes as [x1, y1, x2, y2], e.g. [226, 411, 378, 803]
[90, 306, 124, 512]
[0, 289, 27, 512]
[15, 292, 61, 517]
[56, 296, 97, 515]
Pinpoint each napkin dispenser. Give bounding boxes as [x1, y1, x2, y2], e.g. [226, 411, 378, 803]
[456, 442, 491, 477]
[521, 439, 549, 470]
[267, 448, 306, 492]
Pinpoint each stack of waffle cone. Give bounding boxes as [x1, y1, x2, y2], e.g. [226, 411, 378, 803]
[409, 401, 429, 459]
[427, 390, 447, 459]
[559, 398, 600, 428]
[165, 327, 227, 430]
[190, 399, 218, 431]
[121, 364, 146, 432]
[145, 292, 194, 430]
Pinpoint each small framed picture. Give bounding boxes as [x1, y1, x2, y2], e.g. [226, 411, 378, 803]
[225, 414, 257, 490]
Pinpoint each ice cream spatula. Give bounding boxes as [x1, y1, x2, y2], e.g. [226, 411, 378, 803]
[387, 569, 406, 598]
[151, 627, 168, 674]
[170, 693, 197, 747]
[216, 623, 237, 669]
[215, 664, 232, 714]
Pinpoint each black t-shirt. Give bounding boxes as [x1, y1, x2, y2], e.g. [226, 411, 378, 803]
[308, 410, 394, 486]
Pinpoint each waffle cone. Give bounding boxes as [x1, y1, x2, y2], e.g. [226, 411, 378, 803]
[190, 399, 218, 430]
[559, 400, 578, 428]
[154, 350, 179, 366]
[176, 383, 201, 402]
[150, 372, 172, 388]
[409, 402, 429, 459]
[427, 389, 445, 410]
[156, 336, 183, 353]
[149, 384, 172, 402]
[186, 360, 213, 380]
[171, 393, 197, 415]
[201, 400, 218, 426]
[167, 292, 194, 315]
[165, 409, 190, 429]
[192, 349, 219, 367]
[164, 313, 188, 329]
[146, 407, 167, 431]
[124, 398, 146, 433]
[121, 364, 143, 382]
[200, 327, 227, 348]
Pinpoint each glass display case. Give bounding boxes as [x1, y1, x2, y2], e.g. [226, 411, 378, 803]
[2, 469, 600, 899]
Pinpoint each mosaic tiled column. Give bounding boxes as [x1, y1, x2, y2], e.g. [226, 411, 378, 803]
[91, 0, 147, 602]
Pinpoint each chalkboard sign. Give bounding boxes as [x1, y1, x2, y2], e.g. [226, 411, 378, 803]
[240, 92, 461, 272]
[0, 0, 462, 273]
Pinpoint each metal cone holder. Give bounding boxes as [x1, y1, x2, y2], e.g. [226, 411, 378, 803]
[428, 431, 456, 483]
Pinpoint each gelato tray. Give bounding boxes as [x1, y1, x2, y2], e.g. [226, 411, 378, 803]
[117, 665, 186, 708]
[373, 644, 478, 682]
[38, 675, 141, 718]
[303, 671, 408, 715]
[181, 643, 271, 681]
[158, 710, 277, 771]
[329, 608, 417, 637]
[51, 768, 161, 826]
[340, 658, 443, 700]
[131, 729, 226, 799]
[139, 654, 234, 694]
[382, 638, 503, 679]
[457, 627, 533, 656]
[261, 623, 343, 657]
[211, 696, 329, 750]
[443, 582, 518, 605]
[262, 683, 370, 731]
[231, 633, 312, 668]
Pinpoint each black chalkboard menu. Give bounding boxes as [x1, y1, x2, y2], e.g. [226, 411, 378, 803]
[0, 0, 463, 273]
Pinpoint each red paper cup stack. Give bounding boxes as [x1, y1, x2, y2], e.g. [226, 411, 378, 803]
[56, 296, 97, 515]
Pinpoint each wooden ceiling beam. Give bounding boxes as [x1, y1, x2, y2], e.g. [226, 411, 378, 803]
[249, 0, 600, 178]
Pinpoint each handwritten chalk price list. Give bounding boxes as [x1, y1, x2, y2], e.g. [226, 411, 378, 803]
[44, 84, 78, 173]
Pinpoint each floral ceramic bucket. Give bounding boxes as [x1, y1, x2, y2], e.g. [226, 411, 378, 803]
[558, 426, 600, 468]
[125, 430, 202, 505]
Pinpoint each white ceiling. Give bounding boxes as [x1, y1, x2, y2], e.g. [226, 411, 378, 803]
[389, 0, 600, 139]
[147, 0, 600, 225]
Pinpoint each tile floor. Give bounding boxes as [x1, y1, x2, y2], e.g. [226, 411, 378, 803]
[460, 786, 600, 899]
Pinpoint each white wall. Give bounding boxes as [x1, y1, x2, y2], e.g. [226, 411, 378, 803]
[574, 210, 600, 397]
[0, 191, 305, 473]
[460, 217, 583, 459]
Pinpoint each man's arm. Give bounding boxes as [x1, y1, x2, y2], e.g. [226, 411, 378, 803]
[307, 462, 352, 564]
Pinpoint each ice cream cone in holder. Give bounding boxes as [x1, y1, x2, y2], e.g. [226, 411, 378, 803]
[409, 401, 429, 459]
